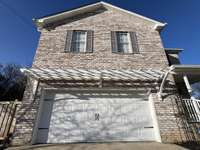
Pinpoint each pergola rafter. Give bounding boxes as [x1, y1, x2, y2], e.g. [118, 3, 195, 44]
[21, 68, 165, 82]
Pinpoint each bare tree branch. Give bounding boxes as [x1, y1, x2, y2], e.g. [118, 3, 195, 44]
[0, 64, 27, 101]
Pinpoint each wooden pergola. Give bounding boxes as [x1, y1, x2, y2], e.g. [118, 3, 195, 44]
[21, 68, 165, 82]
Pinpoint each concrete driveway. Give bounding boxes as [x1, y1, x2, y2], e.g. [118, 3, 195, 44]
[6, 142, 197, 150]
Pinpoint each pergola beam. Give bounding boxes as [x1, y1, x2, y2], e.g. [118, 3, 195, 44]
[20, 68, 164, 82]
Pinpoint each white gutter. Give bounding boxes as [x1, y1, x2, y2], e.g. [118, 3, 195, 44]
[171, 65, 200, 70]
[154, 23, 167, 31]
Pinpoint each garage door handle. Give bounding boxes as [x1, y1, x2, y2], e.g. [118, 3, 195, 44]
[95, 113, 100, 120]
[144, 126, 153, 128]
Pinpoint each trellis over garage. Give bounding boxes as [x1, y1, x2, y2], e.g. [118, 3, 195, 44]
[11, 66, 200, 145]
[22, 66, 200, 125]
[17, 68, 166, 144]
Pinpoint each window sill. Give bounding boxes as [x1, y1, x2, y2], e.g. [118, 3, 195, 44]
[64, 51, 93, 54]
[112, 52, 140, 55]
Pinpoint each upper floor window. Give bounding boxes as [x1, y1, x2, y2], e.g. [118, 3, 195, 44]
[65, 30, 93, 53]
[111, 31, 139, 54]
[116, 32, 131, 53]
[71, 31, 87, 52]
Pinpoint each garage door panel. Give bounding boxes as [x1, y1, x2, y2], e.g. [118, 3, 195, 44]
[36, 90, 155, 143]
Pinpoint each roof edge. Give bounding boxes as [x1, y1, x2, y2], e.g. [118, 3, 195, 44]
[100, 1, 166, 26]
[165, 48, 183, 54]
[34, 1, 166, 29]
[170, 65, 200, 74]
[171, 65, 200, 70]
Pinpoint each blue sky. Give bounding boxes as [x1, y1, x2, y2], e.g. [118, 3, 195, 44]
[0, 0, 200, 66]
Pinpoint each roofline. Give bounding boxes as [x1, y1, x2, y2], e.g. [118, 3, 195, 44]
[171, 65, 200, 70]
[170, 65, 200, 74]
[100, 1, 166, 26]
[34, 1, 166, 30]
[35, 1, 102, 20]
[34, 2, 102, 26]
[165, 48, 183, 54]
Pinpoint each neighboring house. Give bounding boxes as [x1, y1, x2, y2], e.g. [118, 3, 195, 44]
[11, 1, 200, 146]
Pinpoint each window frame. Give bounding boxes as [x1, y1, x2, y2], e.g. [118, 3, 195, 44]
[71, 30, 88, 53]
[116, 31, 133, 54]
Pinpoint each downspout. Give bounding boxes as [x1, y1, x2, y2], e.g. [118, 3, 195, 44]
[183, 75, 193, 94]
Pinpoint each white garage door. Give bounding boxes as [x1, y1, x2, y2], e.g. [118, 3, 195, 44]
[35, 90, 156, 143]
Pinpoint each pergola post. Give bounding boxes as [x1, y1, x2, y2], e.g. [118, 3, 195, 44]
[157, 66, 174, 100]
[98, 72, 103, 88]
[183, 75, 192, 94]
[157, 70, 171, 100]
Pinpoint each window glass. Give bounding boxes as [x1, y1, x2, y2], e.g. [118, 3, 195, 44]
[116, 32, 132, 53]
[71, 31, 87, 52]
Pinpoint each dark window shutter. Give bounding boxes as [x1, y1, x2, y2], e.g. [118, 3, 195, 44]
[86, 30, 94, 53]
[129, 32, 139, 53]
[111, 31, 118, 53]
[64, 30, 73, 52]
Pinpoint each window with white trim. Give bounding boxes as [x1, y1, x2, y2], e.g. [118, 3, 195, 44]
[116, 32, 132, 53]
[71, 31, 87, 52]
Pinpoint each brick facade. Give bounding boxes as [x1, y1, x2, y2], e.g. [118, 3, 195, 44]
[32, 7, 168, 70]
[11, 6, 197, 145]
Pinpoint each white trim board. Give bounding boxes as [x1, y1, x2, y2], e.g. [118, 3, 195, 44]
[149, 94, 162, 142]
[35, 1, 166, 29]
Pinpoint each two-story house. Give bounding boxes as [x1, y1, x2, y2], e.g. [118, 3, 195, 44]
[11, 1, 200, 146]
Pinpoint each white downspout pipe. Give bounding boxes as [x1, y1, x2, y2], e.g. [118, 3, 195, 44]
[183, 75, 193, 94]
